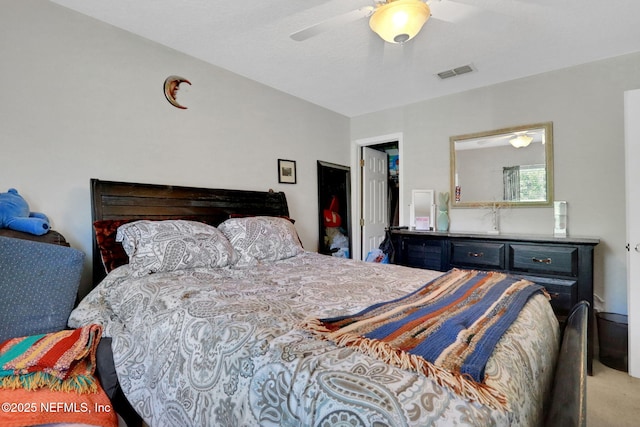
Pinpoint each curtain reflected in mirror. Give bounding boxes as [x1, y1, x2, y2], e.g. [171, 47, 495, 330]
[451, 122, 553, 208]
[503, 166, 519, 201]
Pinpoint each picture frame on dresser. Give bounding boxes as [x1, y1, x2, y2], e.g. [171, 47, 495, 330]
[409, 189, 435, 231]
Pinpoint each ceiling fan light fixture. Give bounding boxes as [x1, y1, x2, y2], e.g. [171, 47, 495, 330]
[509, 135, 533, 148]
[369, 0, 431, 44]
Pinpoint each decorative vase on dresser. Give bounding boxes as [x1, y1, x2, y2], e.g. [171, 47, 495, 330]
[436, 192, 450, 232]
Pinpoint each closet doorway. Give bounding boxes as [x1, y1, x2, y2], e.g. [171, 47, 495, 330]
[369, 142, 400, 228]
[353, 134, 403, 261]
[317, 161, 352, 259]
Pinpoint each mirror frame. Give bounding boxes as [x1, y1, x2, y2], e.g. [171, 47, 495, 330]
[450, 122, 554, 208]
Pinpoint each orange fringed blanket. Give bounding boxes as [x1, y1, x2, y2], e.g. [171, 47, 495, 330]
[0, 324, 102, 393]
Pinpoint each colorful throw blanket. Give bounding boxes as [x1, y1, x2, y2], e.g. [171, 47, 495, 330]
[303, 269, 546, 410]
[0, 324, 102, 393]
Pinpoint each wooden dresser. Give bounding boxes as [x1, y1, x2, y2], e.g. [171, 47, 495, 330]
[390, 229, 600, 373]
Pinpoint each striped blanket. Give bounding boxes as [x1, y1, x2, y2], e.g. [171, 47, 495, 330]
[0, 324, 102, 393]
[303, 269, 546, 410]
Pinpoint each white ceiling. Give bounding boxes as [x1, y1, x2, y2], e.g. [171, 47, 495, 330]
[50, 0, 640, 117]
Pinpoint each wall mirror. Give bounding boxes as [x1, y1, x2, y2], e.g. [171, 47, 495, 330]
[409, 189, 435, 230]
[450, 122, 553, 208]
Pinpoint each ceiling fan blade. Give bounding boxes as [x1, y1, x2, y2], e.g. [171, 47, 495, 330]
[290, 6, 374, 41]
[428, 0, 481, 23]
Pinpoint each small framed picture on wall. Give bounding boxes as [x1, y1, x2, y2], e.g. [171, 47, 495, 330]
[278, 159, 297, 184]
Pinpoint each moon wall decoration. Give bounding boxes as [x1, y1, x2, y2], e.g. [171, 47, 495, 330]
[164, 76, 191, 109]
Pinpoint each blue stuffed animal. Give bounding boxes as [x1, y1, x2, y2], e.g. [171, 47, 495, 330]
[0, 189, 50, 235]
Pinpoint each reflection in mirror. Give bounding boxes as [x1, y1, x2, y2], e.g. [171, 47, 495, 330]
[450, 122, 553, 208]
[410, 189, 435, 230]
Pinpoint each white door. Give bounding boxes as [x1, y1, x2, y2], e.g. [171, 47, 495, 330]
[361, 147, 388, 259]
[625, 89, 640, 377]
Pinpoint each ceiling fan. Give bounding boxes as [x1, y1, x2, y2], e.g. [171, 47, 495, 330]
[290, 0, 471, 44]
[475, 131, 537, 148]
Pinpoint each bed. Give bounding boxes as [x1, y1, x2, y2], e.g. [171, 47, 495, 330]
[68, 179, 587, 427]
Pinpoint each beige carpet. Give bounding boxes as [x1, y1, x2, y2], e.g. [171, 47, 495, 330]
[588, 359, 640, 426]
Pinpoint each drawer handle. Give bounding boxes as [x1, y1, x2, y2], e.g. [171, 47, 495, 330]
[468, 252, 484, 258]
[548, 292, 560, 299]
[532, 257, 552, 264]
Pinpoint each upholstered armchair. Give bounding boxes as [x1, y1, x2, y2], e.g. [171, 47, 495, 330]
[0, 235, 84, 342]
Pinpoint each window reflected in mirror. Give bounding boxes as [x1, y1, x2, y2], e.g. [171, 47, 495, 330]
[450, 122, 553, 207]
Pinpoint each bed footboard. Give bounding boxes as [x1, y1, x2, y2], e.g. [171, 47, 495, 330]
[546, 300, 588, 427]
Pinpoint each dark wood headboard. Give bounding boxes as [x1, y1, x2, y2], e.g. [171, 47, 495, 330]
[90, 178, 289, 284]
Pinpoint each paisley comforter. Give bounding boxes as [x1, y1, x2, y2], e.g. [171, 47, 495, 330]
[69, 252, 560, 427]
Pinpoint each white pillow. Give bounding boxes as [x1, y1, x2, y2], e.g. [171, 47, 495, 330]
[116, 220, 238, 277]
[218, 216, 303, 268]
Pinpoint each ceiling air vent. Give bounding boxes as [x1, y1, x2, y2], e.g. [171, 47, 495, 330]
[437, 64, 474, 80]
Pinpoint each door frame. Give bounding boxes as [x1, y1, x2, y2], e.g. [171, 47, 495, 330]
[350, 132, 404, 261]
[625, 89, 640, 377]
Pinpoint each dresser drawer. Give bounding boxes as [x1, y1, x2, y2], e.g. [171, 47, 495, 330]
[510, 244, 578, 276]
[450, 241, 505, 269]
[401, 237, 446, 271]
[521, 275, 577, 317]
